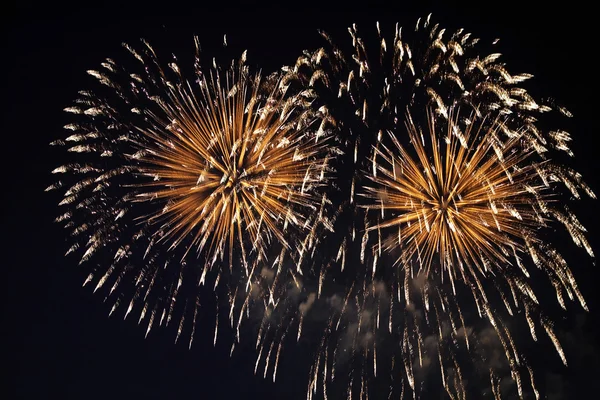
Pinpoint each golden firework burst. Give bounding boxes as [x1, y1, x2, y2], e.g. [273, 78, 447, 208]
[345, 105, 595, 398]
[134, 61, 330, 270]
[50, 40, 334, 345]
[364, 107, 593, 295]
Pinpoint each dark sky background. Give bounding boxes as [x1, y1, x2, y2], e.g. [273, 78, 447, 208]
[4, 1, 599, 399]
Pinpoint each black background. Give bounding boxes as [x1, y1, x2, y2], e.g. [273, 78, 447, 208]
[4, 1, 599, 399]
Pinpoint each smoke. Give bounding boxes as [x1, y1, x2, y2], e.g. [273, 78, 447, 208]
[260, 266, 275, 281]
[299, 292, 317, 315]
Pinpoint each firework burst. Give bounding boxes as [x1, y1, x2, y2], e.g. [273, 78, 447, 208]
[277, 15, 595, 399]
[293, 105, 594, 400]
[365, 107, 594, 292]
[362, 106, 593, 396]
[49, 38, 334, 347]
[134, 54, 327, 272]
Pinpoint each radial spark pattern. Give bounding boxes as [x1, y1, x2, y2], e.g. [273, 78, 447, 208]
[49, 38, 334, 346]
[365, 108, 594, 290]
[135, 59, 328, 270]
[295, 106, 595, 400]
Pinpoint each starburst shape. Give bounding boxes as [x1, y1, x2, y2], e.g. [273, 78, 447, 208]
[364, 107, 593, 294]
[136, 63, 330, 269]
[50, 41, 334, 345]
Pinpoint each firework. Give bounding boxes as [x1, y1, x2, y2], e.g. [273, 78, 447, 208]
[362, 106, 592, 397]
[278, 15, 595, 399]
[49, 38, 334, 347]
[291, 106, 594, 400]
[365, 107, 593, 289]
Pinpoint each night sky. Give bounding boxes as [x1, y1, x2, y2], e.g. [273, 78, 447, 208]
[5, 2, 599, 399]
